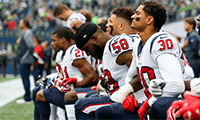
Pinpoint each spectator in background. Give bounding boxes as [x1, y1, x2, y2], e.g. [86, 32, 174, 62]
[97, 17, 108, 32]
[31, 36, 44, 85]
[98, 22, 107, 32]
[12, 52, 18, 77]
[12, 43, 18, 77]
[16, 18, 34, 104]
[42, 41, 52, 76]
[97, 17, 108, 25]
[0, 41, 7, 78]
[2, 18, 8, 33]
[182, 17, 200, 77]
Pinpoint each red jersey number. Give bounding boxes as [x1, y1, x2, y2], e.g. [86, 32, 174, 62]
[158, 39, 173, 51]
[75, 49, 84, 57]
[137, 66, 156, 98]
[112, 39, 129, 53]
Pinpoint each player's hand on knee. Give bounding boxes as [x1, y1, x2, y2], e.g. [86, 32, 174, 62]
[122, 96, 138, 112]
[46, 77, 56, 89]
[61, 78, 77, 86]
[175, 100, 200, 120]
[138, 99, 150, 120]
[173, 91, 200, 120]
[54, 77, 63, 88]
[149, 79, 166, 98]
[167, 100, 185, 120]
[37, 77, 48, 89]
[58, 84, 74, 93]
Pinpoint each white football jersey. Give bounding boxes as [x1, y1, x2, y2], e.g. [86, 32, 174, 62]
[183, 54, 194, 81]
[127, 33, 146, 103]
[56, 44, 90, 79]
[133, 32, 185, 98]
[102, 34, 134, 95]
[62, 13, 86, 28]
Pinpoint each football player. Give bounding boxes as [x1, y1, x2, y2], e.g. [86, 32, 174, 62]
[34, 27, 97, 120]
[73, 18, 135, 119]
[166, 14, 200, 120]
[95, 7, 146, 120]
[109, 1, 185, 120]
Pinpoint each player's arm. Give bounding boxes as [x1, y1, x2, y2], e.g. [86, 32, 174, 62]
[157, 53, 185, 97]
[110, 59, 143, 103]
[72, 58, 98, 87]
[116, 50, 133, 67]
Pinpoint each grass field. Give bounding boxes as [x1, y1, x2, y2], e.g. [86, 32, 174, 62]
[0, 75, 20, 82]
[0, 96, 34, 120]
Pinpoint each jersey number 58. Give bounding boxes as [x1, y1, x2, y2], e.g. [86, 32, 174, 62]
[112, 39, 129, 53]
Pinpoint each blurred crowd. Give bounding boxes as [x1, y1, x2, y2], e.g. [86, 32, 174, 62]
[1, 0, 200, 77]
[1, 0, 200, 38]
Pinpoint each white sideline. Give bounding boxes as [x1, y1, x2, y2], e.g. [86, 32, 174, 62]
[0, 75, 35, 107]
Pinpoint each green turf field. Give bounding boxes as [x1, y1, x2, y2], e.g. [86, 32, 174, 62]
[0, 75, 20, 82]
[0, 96, 34, 120]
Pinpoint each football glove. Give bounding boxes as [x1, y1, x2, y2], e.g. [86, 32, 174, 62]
[167, 100, 184, 120]
[149, 79, 166, 98]
[54, 77, 63, 88]
[61, 78, 77, 86]
[45, 77, 56, 89]
[36, 77, 48, 89]
[138, 99, 150, 120]
[122, 96, 138, 112]
[91, 86, 97, 90]
[175, 91, 200, 120]
[57, 84, 74, 93]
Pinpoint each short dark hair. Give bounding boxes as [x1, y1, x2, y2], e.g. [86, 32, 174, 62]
[34, 36, 42, 44]
[112, 7, 134, 25]
[142, 1, 167, 31]
[185, 17, 196, 30]
[98, 23, 107, 32]
[23, 18, 30, 28]
[54, 4, 70, 17]
[52, 27, 74, 42]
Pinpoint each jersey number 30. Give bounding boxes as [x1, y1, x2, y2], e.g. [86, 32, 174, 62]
[158, 39, 173, 51]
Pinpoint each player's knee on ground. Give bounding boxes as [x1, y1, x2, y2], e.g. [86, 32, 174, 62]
[36, 90, 47, 102]
[64, 90, 78, 101]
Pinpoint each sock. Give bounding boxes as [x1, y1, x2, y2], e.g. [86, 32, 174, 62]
[32, 86, 41, 120]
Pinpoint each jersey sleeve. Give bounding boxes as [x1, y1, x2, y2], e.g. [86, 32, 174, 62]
[70, 47, 88, 62]
[55, 51, 62, 75]
[109, 35, 134, 57]
[150, 34, 181, 62]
